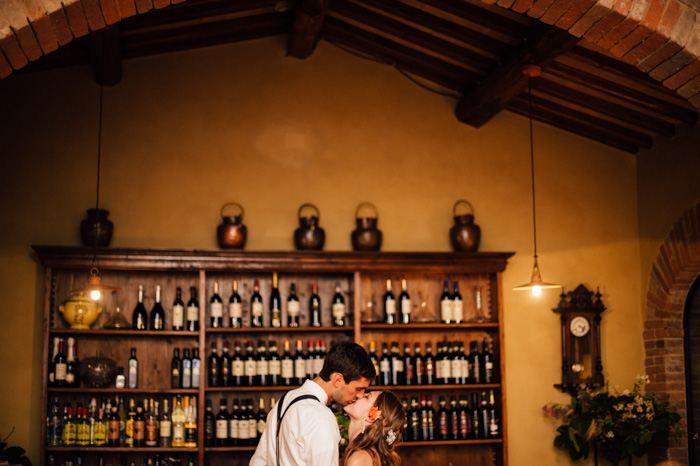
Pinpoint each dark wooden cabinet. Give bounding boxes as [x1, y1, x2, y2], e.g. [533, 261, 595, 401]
[35, 246, 512, 466]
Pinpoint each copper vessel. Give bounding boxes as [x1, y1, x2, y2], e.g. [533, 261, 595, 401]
[351, 202, 382, 251]
[80, 208, 113, 247]
[449, 200, 481, 252]
[294, 203, 325, 250]
[217, 202, 247, 249]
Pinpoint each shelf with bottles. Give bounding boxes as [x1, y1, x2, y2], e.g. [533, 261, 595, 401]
[46, 447, 200, 452]
[50, 330, 200, 337]
[360, 322, 499, 330]
[370, 384, 501, 391]
[49, 388, 200, 394]
[402, 439, 503, 446]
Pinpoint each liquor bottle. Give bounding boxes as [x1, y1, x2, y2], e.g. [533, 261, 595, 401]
[132, 285, 148, 330]
[220, 341, 232, 387]
[331, 282, 346, 326]
[172, 287, 185, 331]
[482, 337, 493, 383]
[256, 397, 267, 441]
[379, 342, 391, 386]
[229, 398, 240, 447]
[244, 341, 258, 386]
[133, 402, 145, 448]
[107, 406, 120, 447]
[182, 348, 192, 389]
[94, 409, 108, 447]
[86, 399, 97, 446]
[251, 280, 264, 328]
[256, 340, 269, 386]
[125, 399, 136, 447]
[128, 348, 138, 389]
[63, 405, 76, 446]
[150, 285, 165, 330]
[469, 341, 481, 384]
[470, 392, 481, 439]
[312, 340, 325, 377]
[171, 395, 185, 447]
[184, 396, 198, 448]
[405, 397, 417, 442]
[238, 401, 249, 447]
[403, 342, 415, 385]
[246, 399, 257, 444]
[48, 337, 59, 387]
[205, 399, 217, 448]
[210, 281, 224, 328]
[488, 390, 499, 438]
[459, 395, 471, 440]
[191, 348, 201, 389]
[305, 340, 315, 379]
[186, 286, 199, 331]
[448, 396, 460, 440]
[390, 342, 404, 385]
[270, 273, 282, 328]
[459, 342, 469, 385]
[418, 396, 428, 441]
[368, 340, 379, 376]
[268, 340, 281, 386]
[398, 279, 411, 324]
[452, 281, 463, 324]
[171, 347, 182, 389]
[414, 343, 424, 385]
[424, 342, 435, 385]
[229, 280, 243, 328]
[117, 396, 126, 445]
[48, 397, 63, 446]
[426, 395, 436, 441]
[145, 399, 158, 447]
[440, 281, 453, 324]
[479, 392, 489, 439]
[214, 398, 227, 447]
[208, 342, 220, 387]
[294, 339, 306, 385]
[115, 366, 126, 389]
[287, 283, 300, 327]
[437, 396, 449, 441]
[66, 337, 79, 388]
[54, 338, 67, 387]
[160, 399, 171, 447]
[383, 279, 396, 324]
[231, 341, 244, 386]
[76, 407, 90, 446]
[281, 340, 294, 385]
[451, 342, 464, 385]
[310, 282, 321, 327]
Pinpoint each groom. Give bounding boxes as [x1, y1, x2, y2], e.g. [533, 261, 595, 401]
[250, 340, 376, 466]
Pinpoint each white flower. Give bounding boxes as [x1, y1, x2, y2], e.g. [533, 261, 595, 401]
[605, 431, 615, 438]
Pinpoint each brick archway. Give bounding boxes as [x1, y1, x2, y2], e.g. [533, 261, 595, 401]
[2, 0, 700, 110]
[644, 203, 700, 464]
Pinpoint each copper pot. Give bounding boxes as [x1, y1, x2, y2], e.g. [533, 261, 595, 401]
[294, 203, 325, 250]
[217, 202, 247, 249]
[449, 200, 481, 252]
[352, 202, 382, 251]
[80, 208, 113, 247]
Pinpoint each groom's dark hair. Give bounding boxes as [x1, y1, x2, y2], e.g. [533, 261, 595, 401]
[319, 340, 376, 382]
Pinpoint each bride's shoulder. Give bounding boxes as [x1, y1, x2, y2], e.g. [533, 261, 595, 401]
[345, 449, 375, 466]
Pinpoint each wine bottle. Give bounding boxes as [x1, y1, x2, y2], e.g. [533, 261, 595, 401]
[215, 398, 228, 447]
[403, 342, 415, 385]
[424, 342, 435, 385]
[268, 340, 281, 385]
[287, 283, 300, 327]
[426, 394, 436, 441]
[488, 390, 499, 438]
[408, 397, 420, 442]
[270, 273, 282, 328]
[469, 340, 481, 384]
[294, 339, 306, 385]
[256, 340, 269, 386]
[232, 341, 244, 386]
[398, 279, 411, 324]
[459, 342, 469, 385]
[251, 280, 264, 328]
[244, 340, 257, 386]
[305, 339, 315, 380]
[150, 285, 165, 330]
[76, 407, 90, 446]
[208, 342, 220, 387]
[379, 342, 391, 386]
[470, 392, 481, 439]
[331, 282, 346, 326]
[449, 396, 460, 440]
[171, 395, 185, 447]
[132, 285, 148, 330]
[48, 337, 59, 387]
[133, 402, 145, 448]
[172, 286, 185, 331]
[66, 337, 79, 388]
[459, 395, 471, 440]
[452, 281, 463, 324]
[125, 399, 136, 447]
[184, 396, 197, 447]
[256, 397, 267, 441]
[182, 347, 192, 389]
[145, 399, 158, 447]
[63, 406, 76, 446]
[210, 281, 224, 328]
[310, 282, 321, 327]
[438, 342, 451, 385]
[186, 286, 199, 331]
[171, 347, 182, 389]
[451, 342, 464, 385]
[281, 340, 294, 385]
[419, 395, 428, 441]
[437, 396, 449, 441]
[54, 338, 67, 387]
[160, 399, 171, 447]
[368, 340, 379, 377]
[440, 281, 453, 324]
[221, 341, 232, 387]
[204, 399, 216, 447]
[229, 280, 243, 328]
[479, 391, 489, 439]
[482, 337, 493, 383]
[383, 279, 396, 324]
[414, 342, 424, 385]
[192, 347, 201, 388]
[246, 399, 257, 444]
[312, 339, 325, 378]
[390, 341, 404, 385]
[229, 398, 240, 447]
[107, 405, 120, 447]
[128, 348, 138, 389]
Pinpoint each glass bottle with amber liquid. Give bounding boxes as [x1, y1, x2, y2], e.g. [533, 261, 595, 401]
[251, 280, 264, 328]
[132, 285, 148, 330]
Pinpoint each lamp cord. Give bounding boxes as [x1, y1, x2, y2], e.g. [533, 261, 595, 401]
[528, 76, 538, 261]
[91, 83, 104, 271]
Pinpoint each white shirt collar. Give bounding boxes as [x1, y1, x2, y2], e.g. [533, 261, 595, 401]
[304, 379, 330, 405]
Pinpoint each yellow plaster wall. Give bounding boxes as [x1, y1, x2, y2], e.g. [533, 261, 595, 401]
[0, 37, 645, 464]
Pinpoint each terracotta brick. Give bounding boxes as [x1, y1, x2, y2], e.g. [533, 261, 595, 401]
[585, 0, 632, 42]
[529, 0, 557, 18]
[645, 319, 665, 329]
[555, 0, 597, 29]
[17, 0, 61, 54]
[598, 0, 651, 49]
[647, 364, 664, 374]
[673, 218, 691, 263]
[664, 237, 681, 276]
[0, 26, 29, 69]
[37, 0, 74, 45]
[497, 0, 517, 9]
[512, 0, 536, 14]
[0, 50, 12, 77]
[623, 0, 683, 64]
[117, 0, 137, 18]
[481, 0, 498, 5]
[99, 0, 121, 24]
[656, 328, 684, 338]
[541, 0, 576, 24]
[610, 0, 665, 57]
[640, 1, 696, 69]
[643, 329, 656, 340]
[569, 0, 616, 37]
[171, 0, 185, 4]
[651, 19, 700, 81]
[153, 0, 170, 9]
[0, 2, 43, 61]
[134, 0, 153, 15]
[688, 90, 700, 107]
[62, 0, 90, 38]
[80, 0, 106, 30]
[664, 61, 700, 89]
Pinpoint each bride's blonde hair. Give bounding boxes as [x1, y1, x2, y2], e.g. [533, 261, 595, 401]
[343, 391, 405, 466]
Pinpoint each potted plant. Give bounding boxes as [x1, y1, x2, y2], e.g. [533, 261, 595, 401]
[543, 375, 684, 465]
[0, 430, 31, 466]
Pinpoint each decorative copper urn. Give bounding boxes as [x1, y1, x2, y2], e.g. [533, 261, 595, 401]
[80, 208, 113, 247]
[351, 202, 382, 251]
[294, 203, 325, 250]
[449, 200, 481, 252]
[217, 202, 247, 249]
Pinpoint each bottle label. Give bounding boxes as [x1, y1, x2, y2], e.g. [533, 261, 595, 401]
[257, 360, 269, 376]
[146, 422, 158, 443]
[462, 360, 469, 380]
[269, 359, 281, 375]
[229, 419, 239, 439]
[211, 302, 223, 318]
[485, 362, 494, 370]
[306, 357, 313, 376]
[426, 360, 434, 376]
[287, 301, 300, 317]
[435, 359, 442, 379]
[238, 422, 249, 440]
[187, 306, 199, 322]
[453, 300, 464, 323]
[233, 360, 244, 376]
[66, 372, 74, 384]
[160, 420, 171, 438]
[441, 300, 453, 322]
[380, 360, 390, 372]
[173, 304, 184, 328]
[244, 360, 257, 376]
[257, 419, 266, 434]
[395, 360, 404, 372]
[125, 419, 134, 444]
[401, 299, 411, 315]
[313, 358, 323, 375]
[385, 299, 396, 315]
[93, 422, 106, 445]
[216, 420, 228, 438]
[332, 303, 346, 319]
[134, 420, 145, 440]
[77, 423, 90, 444]
[282, 360, 294, 378]
[440, 360, 451, 379]
[451, 359, 462, 379]
[183, 365, 192, 388]
[173, 425, 185, 444]
[248, 419, 256, 439]
[64, 422, 76, 444]
[55, 363, 67, 380]
[193, 363, 200, 388]
[229, 302, 242, 319]
[252, 302, 263, 317]
[108, 420, 120, 440]
[128, 363, 138, 387]
[295, 359, 307, 378]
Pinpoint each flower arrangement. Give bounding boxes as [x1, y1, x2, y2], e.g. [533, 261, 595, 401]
[543, 375, 684, 464]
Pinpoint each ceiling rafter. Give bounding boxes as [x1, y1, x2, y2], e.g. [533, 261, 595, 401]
[288, 0, 332, 58]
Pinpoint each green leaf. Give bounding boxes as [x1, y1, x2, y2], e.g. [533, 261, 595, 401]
[5, 446, 26, 457]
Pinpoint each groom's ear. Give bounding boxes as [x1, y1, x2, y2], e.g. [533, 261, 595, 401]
[331, 372, 345, 387]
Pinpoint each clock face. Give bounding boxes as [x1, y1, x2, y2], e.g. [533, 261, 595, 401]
[570, 316, 590, 337]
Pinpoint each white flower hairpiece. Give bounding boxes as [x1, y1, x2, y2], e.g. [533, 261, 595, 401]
[386, 429, 396, 446]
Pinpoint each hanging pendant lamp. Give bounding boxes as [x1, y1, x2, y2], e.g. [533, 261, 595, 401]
[513, 65, 561, 297]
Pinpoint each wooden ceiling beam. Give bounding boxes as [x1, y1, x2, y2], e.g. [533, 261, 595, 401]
[90, 26, 122, 86]
[455, 24, 578, 128]
[418, 0, 529, 36]
[288, 0, 332, 58]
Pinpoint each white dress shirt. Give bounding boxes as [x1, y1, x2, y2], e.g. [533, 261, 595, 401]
[250, 379, 340, 466]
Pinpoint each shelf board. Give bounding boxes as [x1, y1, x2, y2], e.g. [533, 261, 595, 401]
[206, 326, 352, 334]
[46, 446, 199, 452]
[48, 388, 199, 394]
[49, 329, 199, 337]
[205, 446, 256, 452]
[205, 383, 500, 392]
[360, 322, 498, 330]
[402, 439, 502, 446]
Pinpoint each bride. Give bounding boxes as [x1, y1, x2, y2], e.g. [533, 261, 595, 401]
[342, 390, 406, 466]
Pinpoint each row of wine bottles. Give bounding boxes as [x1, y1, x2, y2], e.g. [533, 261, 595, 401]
[46, 395, 198, 448]
[47, 455, 194, 466]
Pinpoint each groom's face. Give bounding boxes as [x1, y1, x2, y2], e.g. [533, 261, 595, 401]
[332, 374, 371, 406]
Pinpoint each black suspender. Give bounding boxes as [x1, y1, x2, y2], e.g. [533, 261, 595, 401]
[275, 391, 320, 466]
